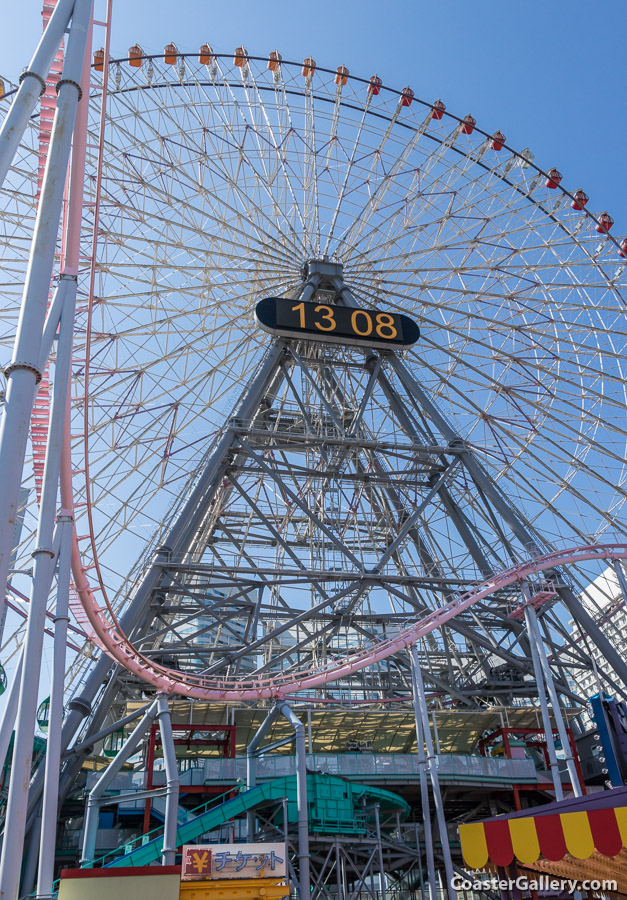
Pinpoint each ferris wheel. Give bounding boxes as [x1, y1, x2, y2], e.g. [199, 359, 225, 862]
[1, 44, 627, 704]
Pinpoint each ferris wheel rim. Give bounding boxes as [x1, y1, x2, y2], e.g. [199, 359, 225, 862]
[92, 50, 625, 255]
[69, 52, 626, 666]
[2, 49, 623, 695]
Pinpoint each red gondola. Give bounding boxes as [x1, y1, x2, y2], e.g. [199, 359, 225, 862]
[128, 45, 143, 68]
[268, 50, 282, 72]
[302, 57, 316, 78]
[368, 75, 382, 96]
[335, 65, 349, 87]
[490, 130, 506, 151]
[595, 212, 614, 234]
[461, 114, 476, 135]
[199, 44, 213, 66]
[545, 168, 562, 189]
[234, 46, 248, 67]
[401, 86, 414, 107]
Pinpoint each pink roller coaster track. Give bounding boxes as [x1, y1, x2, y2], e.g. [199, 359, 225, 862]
[67, 537, 627, 701]
[32, 33, 625, 702]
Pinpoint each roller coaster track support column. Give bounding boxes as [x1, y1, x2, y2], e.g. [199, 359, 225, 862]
[36, 515, 72, 898]
[279, 703, 310, 900]
[410, 644, 456, 899]
[81, 701, 160, 866]
[0, 0, 91, 672]
[0, 270, 78, 900]
[34, 24, 92, 887]
[155, 694, 180, 866]
[525, 598, 583, 797]
[373, 804, 387, 900]
[410, 655, 436, 900]
[0, 0, 75, 187]
[246, 704, 282, 837]
[522, 587, 564, 800]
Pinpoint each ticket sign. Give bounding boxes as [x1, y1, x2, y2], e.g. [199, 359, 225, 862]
[255, 297, 419, 349]
[181, 842, 287, 881]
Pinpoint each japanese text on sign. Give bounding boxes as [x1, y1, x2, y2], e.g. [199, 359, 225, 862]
[181, 842, 287, 881]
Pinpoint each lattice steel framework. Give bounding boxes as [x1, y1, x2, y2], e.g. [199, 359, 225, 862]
[0, 46, 626, 896]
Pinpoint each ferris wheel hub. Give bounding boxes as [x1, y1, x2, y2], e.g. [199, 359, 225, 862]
[303, 257, 344, 284]
[1, 44, 625, 731]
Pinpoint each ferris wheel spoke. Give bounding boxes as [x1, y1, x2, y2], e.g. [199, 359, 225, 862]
[188, 60, 307, 258]
[321, 92, 376, 258]
[359, 281, 624, 397]
[488, 447, 622, 541]
[97, 104, 301, 271]
[412, 342, 625, 462]
[341, 140, 488, 261]
[338, 105, 440, 255]
[413, 321, 626, 429]
[2, 54, 625, 703]
[346, 176, 561, 275]
[244, 66, 311, 243]
[273, 69, 321, 257]
[93, 138, 299, 273]
[343, 134, 587, 267]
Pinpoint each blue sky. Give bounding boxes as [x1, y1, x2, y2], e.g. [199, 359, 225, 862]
[3, 0, 626, 231]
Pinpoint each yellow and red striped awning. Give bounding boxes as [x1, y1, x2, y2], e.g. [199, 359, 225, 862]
[460, 806, 627, 868]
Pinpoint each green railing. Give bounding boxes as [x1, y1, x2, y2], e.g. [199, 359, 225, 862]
[84, 784, 240, 870]
[33, 785, 242, 899]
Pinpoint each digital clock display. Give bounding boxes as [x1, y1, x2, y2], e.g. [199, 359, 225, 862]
[255, 297, 419, 349]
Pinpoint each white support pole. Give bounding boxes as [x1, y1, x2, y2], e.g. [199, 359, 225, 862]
[155, 694, 180, 866]
[0, 0, 75, 188]
[410, 644, 456, 899]
[0, 268, 78, 900]
[34, 22, 91, 882]
[37, 282, 66, 374]
[373, 804, 387, 900]
[523, 600, 564, 800]
[525, 602, 582, 797]
[246, 703, 282, 837]
[279, 703, 310, 900]
[0, 0, 91, 636]
[0, 650, 23, 780]
[334, 839, 342, 900]
[81, 701, 159, 866]
[36, 514, 73, 898]
[307, 708, 312, 755]
[414, 821, 426, 899]
[410, 657, 436, 900]
[21, 814, 43, 900]
[0, 526, 59, 899]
